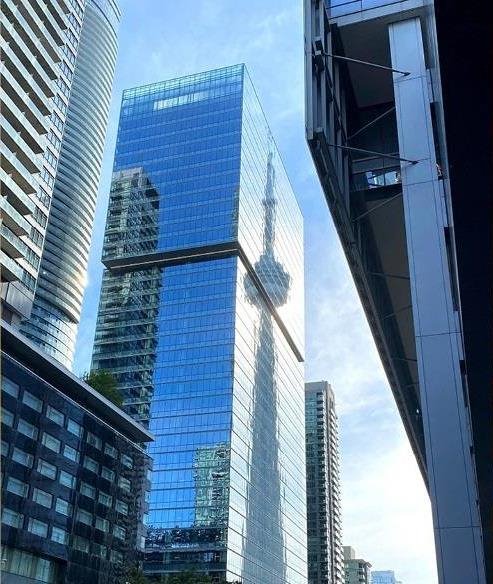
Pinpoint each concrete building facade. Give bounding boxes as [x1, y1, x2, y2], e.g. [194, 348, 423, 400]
[1, 0, 84, 324]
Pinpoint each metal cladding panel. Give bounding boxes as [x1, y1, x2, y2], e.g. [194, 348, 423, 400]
[389, 17, 486, 584]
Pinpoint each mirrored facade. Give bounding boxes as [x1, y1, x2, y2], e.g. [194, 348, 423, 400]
[92, 65, 306, 582]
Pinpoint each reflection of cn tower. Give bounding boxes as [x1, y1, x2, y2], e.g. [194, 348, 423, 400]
[244, 136, 291, 581]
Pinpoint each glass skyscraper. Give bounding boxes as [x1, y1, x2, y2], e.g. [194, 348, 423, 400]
[92, 65, 307, 582]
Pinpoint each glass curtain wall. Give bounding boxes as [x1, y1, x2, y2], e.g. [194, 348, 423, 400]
[92, 65, 306, 583]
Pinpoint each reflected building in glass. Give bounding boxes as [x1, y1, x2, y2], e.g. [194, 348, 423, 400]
[91, 65, 307, 583]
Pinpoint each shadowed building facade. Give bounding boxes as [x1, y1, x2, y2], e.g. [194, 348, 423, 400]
[1, 323, 151, 583]
[91, 65, 307, 583]
[304, 1, 491, 582]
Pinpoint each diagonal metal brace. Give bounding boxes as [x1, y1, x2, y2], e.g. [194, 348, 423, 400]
[348, 106, 396, 141]
[352, 192, 402, 223]
[327, 143, 419, 164]
[367, 271, 410, 281]
[324, 52, 411, 76]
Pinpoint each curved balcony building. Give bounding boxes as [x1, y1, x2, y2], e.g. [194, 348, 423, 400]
[21, 0, 121, 368]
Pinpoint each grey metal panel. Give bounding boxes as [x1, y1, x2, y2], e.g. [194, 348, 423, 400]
[389, 17, 486, 584]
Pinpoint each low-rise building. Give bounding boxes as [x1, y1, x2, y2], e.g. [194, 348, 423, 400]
[1, 323, 152, 583]
[344, 546, 371, 584]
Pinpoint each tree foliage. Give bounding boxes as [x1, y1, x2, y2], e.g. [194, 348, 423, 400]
[125, 565, 151, 584]
[162, 573, 241, 584]
[123, 565, 241, 584]
[82, 369, 122, 407]
[165, 573, 213, 584]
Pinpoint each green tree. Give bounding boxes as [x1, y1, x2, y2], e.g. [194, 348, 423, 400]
[82, 369, 123, 407]
[164, 573, 212, 584]
[160, 573, 241, 584]
[125, 565, 151, 584]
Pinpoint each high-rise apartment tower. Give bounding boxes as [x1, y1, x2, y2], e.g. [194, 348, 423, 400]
[21, 0, 121, 367]
[1, 0, 85, 324]
[305, 381, 343, 584]
[304, 1, 491, 581]
[92, 65, 307, 583]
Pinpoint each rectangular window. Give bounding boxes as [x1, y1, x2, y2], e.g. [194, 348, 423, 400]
[1, 440, 8, 457]
[92, 542, 108, 559]
[2, 408, 14, 427]
[118, 476, 131, 492]
[98, 492, 112, 507]
[33, 488, 53, 509]
[2, 376, 19, 397]
[104, 444, 117, 458]
[101, 466, 115, 482]
[83, 456, 98, 473]
[110, 550, 123, 564]
[59, 470, 76, 489]
[2, 507, 23, 528]
[113, 525, 126, 540]
[80, 482, 96, 498]
[55, 498, 72, 516]
[17, 419, 38, 439]
[37, 458, 57, 479]
[115, 500, 128, 515]
[42, 432, 61, 453]
[63, 444, 79, 462]
[22, 391, 42, 412]
[73, 535, 90, 553]
[67, 418, 82, 438]
[51, 526, 68, 544]
[27, 518, 48, 537]
[95, 516, 109, 532]
[121, 454, 133, 469]
[6, 477, 28, 497]
[76, 509, 92, 526]
[12, 448, 33, 468]
[46, 405, 64, 426]
[86, 432, 102, 450]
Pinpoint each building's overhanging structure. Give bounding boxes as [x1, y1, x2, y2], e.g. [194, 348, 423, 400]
[304, 1, 491, 583]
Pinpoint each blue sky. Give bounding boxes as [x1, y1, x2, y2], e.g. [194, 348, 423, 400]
[73, 1, 437, 582]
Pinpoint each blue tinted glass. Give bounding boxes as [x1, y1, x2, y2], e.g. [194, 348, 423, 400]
[93, 65, 306, 583]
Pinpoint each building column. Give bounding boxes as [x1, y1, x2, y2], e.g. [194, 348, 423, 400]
[388, 17, 486, 584]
